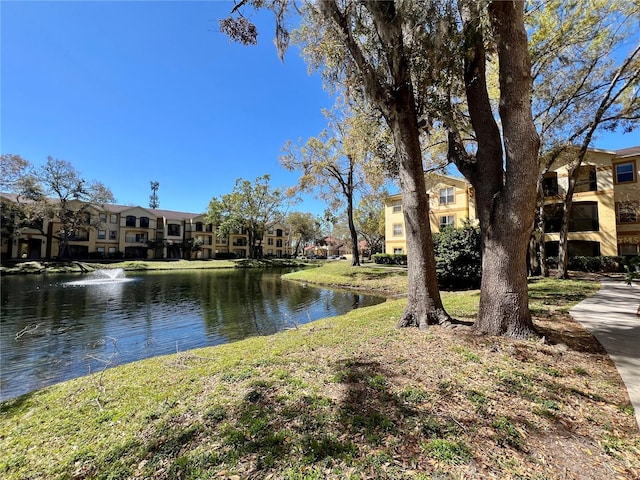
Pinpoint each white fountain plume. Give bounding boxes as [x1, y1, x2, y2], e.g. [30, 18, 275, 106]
[66, 268, 134, 286]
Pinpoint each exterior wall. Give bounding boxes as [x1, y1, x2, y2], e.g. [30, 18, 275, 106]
[543, 149, 634, 257]
[384, 149, 640, 259]
[263, 223, 291, 258]
[185, 215, 216, 259]
[384, 194, 406, 254]
[117, 207, 158, 259]
[230, 231, 249, 258]
[613, 153, 640, 256]
[384, 174, 477, 255]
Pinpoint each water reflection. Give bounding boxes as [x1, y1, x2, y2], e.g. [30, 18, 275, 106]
[0, 269, 383, 401]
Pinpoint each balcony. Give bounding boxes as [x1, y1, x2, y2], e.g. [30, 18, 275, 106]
[125, 236, 148, 244]
[68, 234, 89, 242]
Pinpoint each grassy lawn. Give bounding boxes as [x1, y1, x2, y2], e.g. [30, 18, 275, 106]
[1, 263, 639, 479]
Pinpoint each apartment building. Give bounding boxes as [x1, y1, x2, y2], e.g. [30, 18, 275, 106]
[384, 174, 476, 254]
[384, 147, 640, 258]
[0, 197, 291, 260]
[542, 146, 640, 257]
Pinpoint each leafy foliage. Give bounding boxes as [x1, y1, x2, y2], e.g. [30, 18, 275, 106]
[286, 211, 321, 257]
[207, 174, 287, 259]
[2, 156, 115, 258]
[433, 224, 482, 290]
[354, 194, 386, 257]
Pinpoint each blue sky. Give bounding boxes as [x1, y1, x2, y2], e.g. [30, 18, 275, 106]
[2, 1, 637, 217]
[1, 1, 333, 215]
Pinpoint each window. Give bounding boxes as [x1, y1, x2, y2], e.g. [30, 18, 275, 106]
[617, 202, 638, 223]
[108, 247, 116, 254]
[392, 200, 402, 213]
[615, 162, 635, 183]
[168, 224, 181, 236]
[542, 173, 559, 196]
[110, 214, 118, 223]
[97, 247, 105, 254]
[575, 165, 597, 192]
[126, 215, 136, 227]
[109, 231, 117, 240]
[276, 239, 283, 247]
[140, 217, 150, 228]
[99, 213, 107, 222]
[268, 238, 274, 246]
[268, 228, 274, 234]
[569, 202, 599, 232]
[276, 229, 283, 237]
[393, 223, 403, 236]
[98, 230, 106, 240]
[393, 248, 403, 254]
[439, 215, 455, 230]
[439, 187, 455, 205]
[619, 244, 639, 256]
[195, 222, 203, 232]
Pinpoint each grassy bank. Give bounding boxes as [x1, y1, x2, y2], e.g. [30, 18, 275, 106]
[0, 258, 313, 275]
[284, 261, 408, 297]
[1, 265, 639, 479]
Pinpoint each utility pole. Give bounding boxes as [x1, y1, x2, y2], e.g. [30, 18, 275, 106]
[149, 181, 160, 209]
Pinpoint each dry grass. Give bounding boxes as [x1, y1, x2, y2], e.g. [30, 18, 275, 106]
[1, 266, 638, 479]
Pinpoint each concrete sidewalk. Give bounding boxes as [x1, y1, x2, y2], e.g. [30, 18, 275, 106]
[569, 279, 640, 431]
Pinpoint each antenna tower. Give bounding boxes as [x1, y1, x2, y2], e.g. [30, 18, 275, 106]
[149, 181, 160, 209]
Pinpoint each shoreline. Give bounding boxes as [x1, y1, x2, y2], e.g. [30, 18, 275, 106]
[0, 258, 315, 275]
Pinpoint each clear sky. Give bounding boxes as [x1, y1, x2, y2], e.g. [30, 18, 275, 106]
[2, 1, 637, 217]
[1, 0, 334, 215]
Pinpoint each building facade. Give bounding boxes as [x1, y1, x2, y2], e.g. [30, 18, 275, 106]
[542, 146, 640, 257]
[384, 174, 476, 255]
[384, 146, 640, 258]
[0, 198, 292, 260]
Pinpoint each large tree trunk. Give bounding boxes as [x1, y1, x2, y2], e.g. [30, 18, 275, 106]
[393, 110, 450, 328]
[452, 0, 539, 337]
[320, 0, 450, 328]
[478, 1, 539, 336]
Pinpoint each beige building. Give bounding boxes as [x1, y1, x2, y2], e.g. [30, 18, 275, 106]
[0, 197, 291, 260]
[384, 147, 640, 258]
[385, 174, 476, 255]
[542, 146, 640, 257]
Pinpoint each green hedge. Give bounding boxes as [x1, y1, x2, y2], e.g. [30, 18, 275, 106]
[433, 225, 482, 289]
[546, 256, 625, 273]
[372, 253, 407, 265]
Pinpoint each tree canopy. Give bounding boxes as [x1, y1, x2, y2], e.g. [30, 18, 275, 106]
[207, 174, 287, 259]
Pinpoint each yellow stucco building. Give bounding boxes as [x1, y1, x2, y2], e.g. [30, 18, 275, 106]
[384, 146, 640, 258]
[385, 174, 476, 254]
[0, 197, 292, 260]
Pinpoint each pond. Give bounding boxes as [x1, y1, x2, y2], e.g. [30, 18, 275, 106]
[0, 268, 384, 401]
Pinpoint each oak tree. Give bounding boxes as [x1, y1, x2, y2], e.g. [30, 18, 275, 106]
[207, 174, 287, 259]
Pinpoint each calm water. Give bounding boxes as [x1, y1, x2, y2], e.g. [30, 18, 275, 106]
[0, 268, 383, 401]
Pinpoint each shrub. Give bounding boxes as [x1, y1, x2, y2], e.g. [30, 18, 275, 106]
[567, 256, 623, 273]
[372, 253, 407, 265]
[215, 252, 237, 260]
[433, 225, 482, 289]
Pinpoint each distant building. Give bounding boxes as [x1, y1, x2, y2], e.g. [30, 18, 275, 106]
[0, 197, 291, 260]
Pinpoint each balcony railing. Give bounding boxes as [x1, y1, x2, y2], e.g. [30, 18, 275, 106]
[125, 236, 148, 243]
